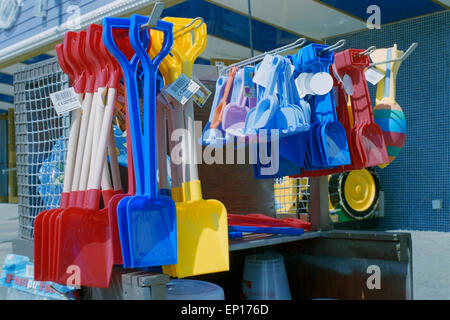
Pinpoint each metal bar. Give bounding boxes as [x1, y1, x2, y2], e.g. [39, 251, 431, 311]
[369, 42, 418, 67]
[140, 1, 165, 31]
[220, 38, 306, 74]
[229, 231, 322, 252]
[247, 0, 254, 58]
[8, 108, 17, 203]
[1, 167, 16, 174]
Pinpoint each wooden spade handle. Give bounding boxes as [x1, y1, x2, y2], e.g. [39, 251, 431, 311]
[62, 95, 82, 193]
[71, 92, 95, 192]
[89, 88, 116, 191]
[80, 88, 103, 193]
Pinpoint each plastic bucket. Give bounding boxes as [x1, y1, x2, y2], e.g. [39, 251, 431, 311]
[165, 279, 225, 300]
[242, 252, 291, 300]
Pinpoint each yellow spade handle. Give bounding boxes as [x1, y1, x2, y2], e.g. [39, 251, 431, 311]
[181, 60, 202, 199]
[375, 47, 402, 104]
[167, 19, 206, 202]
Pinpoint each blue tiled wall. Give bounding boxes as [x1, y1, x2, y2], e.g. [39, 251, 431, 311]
[327, 11, 450, 231]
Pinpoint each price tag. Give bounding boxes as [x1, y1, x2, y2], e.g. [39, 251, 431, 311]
[343, 74, 354, 96]
[365, 67, 385, 85]
[309, 72, 334, 95]
[165, 73, 200, 105]
[192, 76, 211, 108]
[49, 87, 82, 115]
[252, 54, 275, 89]
[243, 66, 257, 98]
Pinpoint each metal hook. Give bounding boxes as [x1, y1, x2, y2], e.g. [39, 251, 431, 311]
[173, 17, 204, 40]
[369, 42, 418, 67]
[358, 45, 376, 56]
[318, 39, 346, 55]
[140, 1, 165, 31]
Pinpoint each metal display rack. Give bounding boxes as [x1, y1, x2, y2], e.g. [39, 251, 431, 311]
[10, 57, 412, 301]
[13, 57, 70, 240]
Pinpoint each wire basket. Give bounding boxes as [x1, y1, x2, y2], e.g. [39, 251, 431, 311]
[274, 176, 310, 220]
[13, 57, 70, 240]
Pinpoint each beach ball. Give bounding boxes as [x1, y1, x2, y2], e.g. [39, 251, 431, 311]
[373, 102, 407, 168]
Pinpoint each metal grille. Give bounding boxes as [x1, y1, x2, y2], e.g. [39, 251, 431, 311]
[14, 57, 70, 240]
[274, 176, 310, 220]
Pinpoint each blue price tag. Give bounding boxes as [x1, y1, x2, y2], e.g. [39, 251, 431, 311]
[243, 66, 256, 97]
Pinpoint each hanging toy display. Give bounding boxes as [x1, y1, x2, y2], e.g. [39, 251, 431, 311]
[370, 43, 413, 168]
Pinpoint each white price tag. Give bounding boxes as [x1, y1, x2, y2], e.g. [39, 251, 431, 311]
[365, 67, 385, 85]
[49, 87, 82, 115]
[295, 75, 305, 98]
[252, 54, 275, 89]
[165, 74, 201, 105]
[343, 74, 354, 96]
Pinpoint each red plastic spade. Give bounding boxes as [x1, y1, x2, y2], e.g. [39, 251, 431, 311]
[34, 33, 85, 281]
[334, 49, 388, 167]
[228, 214, 311, 230]
[53, 28, 120, 288]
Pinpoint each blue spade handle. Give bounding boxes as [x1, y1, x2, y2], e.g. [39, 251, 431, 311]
[102, 17, 149, 196]
[129, 14, 173, 199]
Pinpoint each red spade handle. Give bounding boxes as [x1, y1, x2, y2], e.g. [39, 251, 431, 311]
[55, 44, 74, 84]
[124, 84, 135, 195]
[334, 49, 372, 125]
[77, 31, 96, 94]
[86, 24, 109, 90]
[63, 32, 86, 94]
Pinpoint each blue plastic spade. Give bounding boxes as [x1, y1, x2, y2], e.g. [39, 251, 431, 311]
[125, 14, 177, 268]
[201, 75, 227, 146]
[298, 44, 350, 167]
[201, 72, 238, 148]
[277, 59, 311, 168]
[244, 56, 283, 132]
[103, 16, 148, 268]
[253, 57, 310, 178]
[229, 68, 243, 105]
[273, 57, 304, 136]
[209, 68, 244, 146]
[293, 48, 326, 168]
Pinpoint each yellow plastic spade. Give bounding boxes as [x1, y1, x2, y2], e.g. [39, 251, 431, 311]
[370, 44, 407, 168]
[150, 24, 192, 203]
[158, 17, 229, 278]
[150, 22, 195, 277]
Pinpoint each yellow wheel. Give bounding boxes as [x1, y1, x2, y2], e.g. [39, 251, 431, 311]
[344, 169, 376, 212]
[328, 168, 381, 220]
